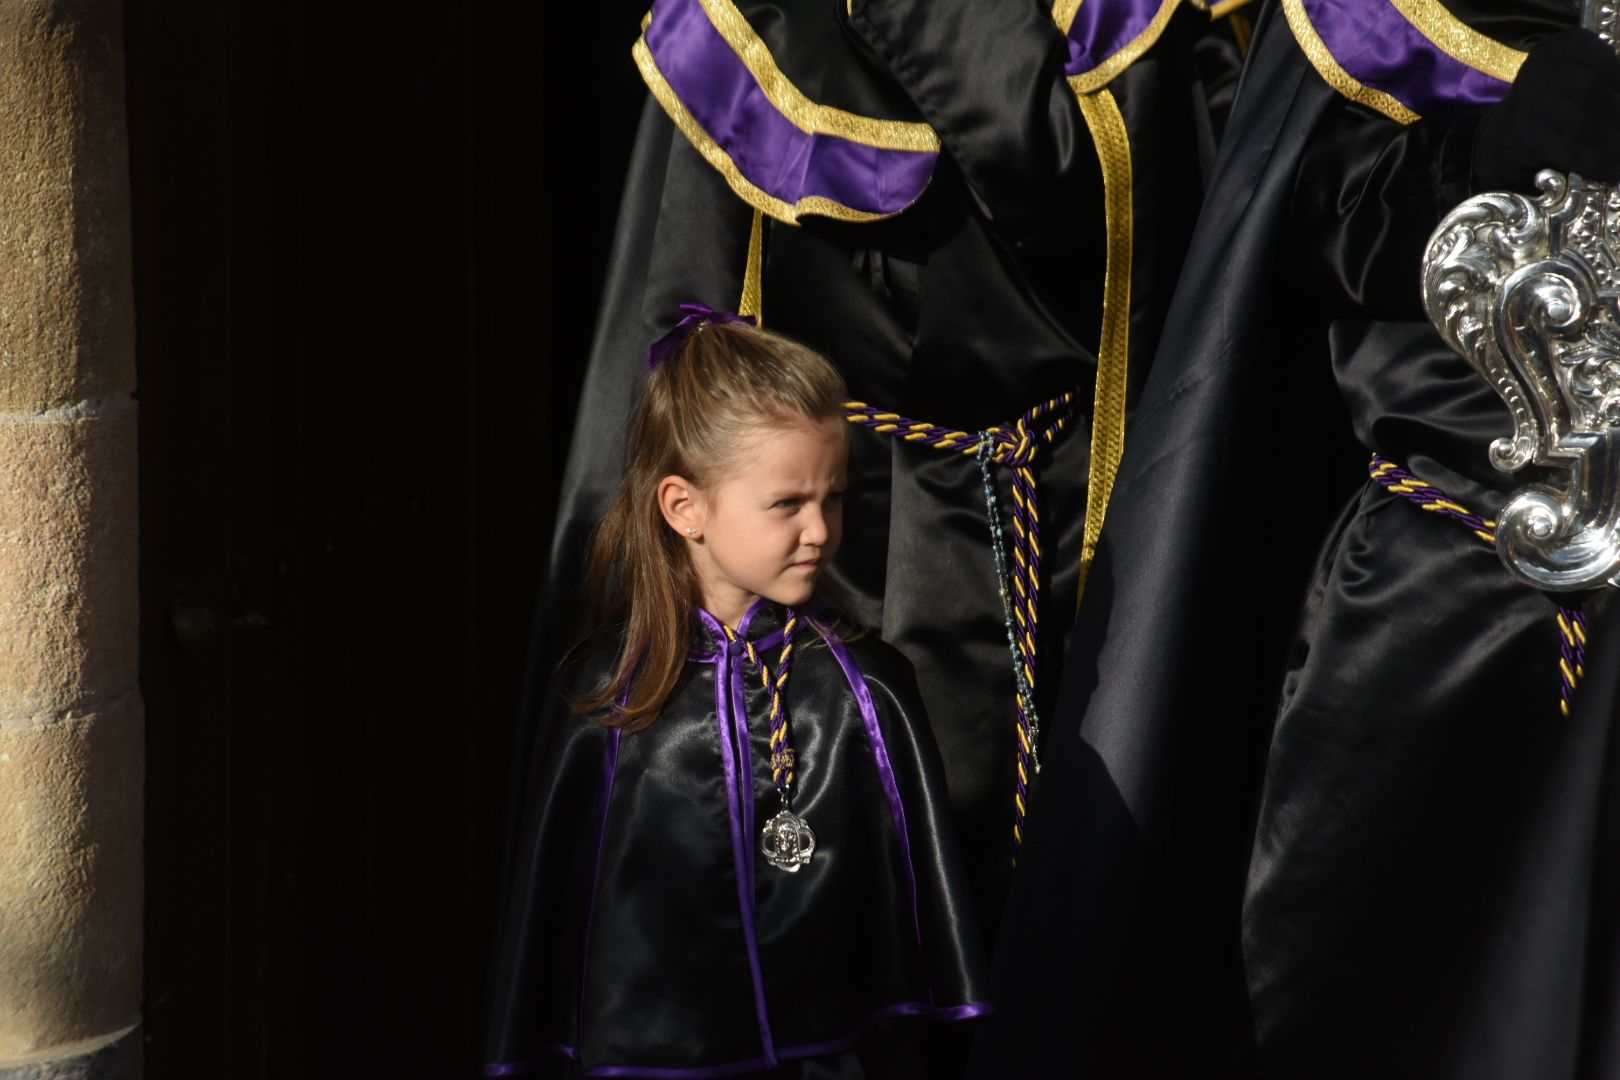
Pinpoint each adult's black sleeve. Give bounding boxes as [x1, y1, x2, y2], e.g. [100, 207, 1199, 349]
[1286, 6, 1586, 322]
[844, 0, 1099, 255]
[1285, 103, 1482, 322]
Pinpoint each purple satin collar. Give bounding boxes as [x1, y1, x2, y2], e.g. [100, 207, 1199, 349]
[690, 597, 789, 656]
[1293, 0, 1513, 115]
[639, 0, 936, 220]
[647, 303, 756, 370]
[1063, 0, 1173, 81]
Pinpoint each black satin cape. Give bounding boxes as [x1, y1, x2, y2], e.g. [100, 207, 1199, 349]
[539, 0, 1234, 935]
[972, 1, 1620, 1077]
[487, 602, 989, 1078]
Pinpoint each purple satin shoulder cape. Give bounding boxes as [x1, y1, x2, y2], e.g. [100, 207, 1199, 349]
[1061, 0, 1185, 91]
[485, 600, 990, 1078]
[972, 1, 1620, 1076]
[1280, 0, 1527, 121]
[633, 0, 1202, 224]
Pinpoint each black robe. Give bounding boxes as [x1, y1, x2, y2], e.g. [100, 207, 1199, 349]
[539, 0, 1241, 935]
[487, 601, 989, 1078]
[974, 1, 1620, 1076]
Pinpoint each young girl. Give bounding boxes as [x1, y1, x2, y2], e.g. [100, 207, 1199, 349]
[485, 312, 989, 1078]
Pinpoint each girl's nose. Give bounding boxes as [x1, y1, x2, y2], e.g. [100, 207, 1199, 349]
[800, 506, 828, 546]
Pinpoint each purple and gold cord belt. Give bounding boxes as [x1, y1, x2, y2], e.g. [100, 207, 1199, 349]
[1370, 454, 1588, 715]
[845, 392, 1076, 859]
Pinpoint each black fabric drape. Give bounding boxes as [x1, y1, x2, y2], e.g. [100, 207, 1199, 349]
[487, 605, 987, 1077]
[529, 0, 1223, 940]
[973, 2, 1620, 1077]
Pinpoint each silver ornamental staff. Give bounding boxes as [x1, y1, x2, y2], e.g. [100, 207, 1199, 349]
[1421, 0, 1620, 593]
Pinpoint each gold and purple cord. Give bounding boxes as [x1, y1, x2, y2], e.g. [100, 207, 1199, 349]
[844, 393, 1077, 858]
[1369, 454, 1588, 715]
[1556, 609, 1588, 718]
[723, 611, 799, 794]
[977, 441, 1042, 865]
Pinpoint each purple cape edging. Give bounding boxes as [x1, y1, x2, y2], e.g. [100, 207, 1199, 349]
[1063, 0, 1168, 78]
[728, 638, 776, 1061]
[485, 604, 988, 1079]
[1299, 0, 1511, 112]
[696, 607, 778, 1065]
[824, 632, 923, 956]
[642, 0, 936, 216]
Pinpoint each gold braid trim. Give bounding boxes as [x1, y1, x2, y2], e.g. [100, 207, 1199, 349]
[1208, 0, 1255, 18]
[1052, 0, 1084, 34]
[694, 0, 940, 151]
[633, 35, 919, 224]
[1280, 0, 1420, 124]
[1074, 87, 1133, 612]
[739, 208, 765, 321]
[1384, 0, 1524, 83]
[1063, 0, 1183, 95]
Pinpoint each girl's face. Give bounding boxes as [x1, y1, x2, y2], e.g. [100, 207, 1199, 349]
[674, 416, 847, 628]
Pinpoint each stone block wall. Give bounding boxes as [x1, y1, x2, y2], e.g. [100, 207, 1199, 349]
[0, 2, 142, 1077]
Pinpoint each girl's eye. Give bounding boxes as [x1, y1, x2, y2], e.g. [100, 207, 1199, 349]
[774, 498, 800, 510]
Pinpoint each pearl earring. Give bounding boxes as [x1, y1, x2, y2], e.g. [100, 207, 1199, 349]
[685, 527, 697, 536]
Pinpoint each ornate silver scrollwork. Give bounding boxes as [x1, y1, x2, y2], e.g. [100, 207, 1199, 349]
[1422, 4, 1620, 591]
[1423, 172, 1620, 590]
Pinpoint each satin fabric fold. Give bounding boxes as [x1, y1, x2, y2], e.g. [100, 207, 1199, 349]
[1062, 0, 1179, 86]
[639, 0, 939, 220]
[1249, 28, 1619, 1063]
[537, 0, 1223, 953]
[1292, 0, 1516, 115]
[636, 0, 1202, 224]
[486, 601, 989, 1078]
[975, 2, 1620, 1075]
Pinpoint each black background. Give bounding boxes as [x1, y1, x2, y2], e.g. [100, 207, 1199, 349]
[127, 2, 645, 1074]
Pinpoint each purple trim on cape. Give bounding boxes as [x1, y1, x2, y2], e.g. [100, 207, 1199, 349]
[690, 599, 785, 657]
[1299, 0, 1511, 112]
[824, 633, 923, 953]
[521, 1000, 995, 1078]
[696, 608, 777, 1064]
[643, 0, 936, 216]
[732, 595, 786, 652]
[1063, 0, 1165, 79]
[736, 596, 768, 636]
[727, 636, 776, 1062]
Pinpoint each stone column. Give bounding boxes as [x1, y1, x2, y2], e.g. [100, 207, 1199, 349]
[0, 2, 142, 1078]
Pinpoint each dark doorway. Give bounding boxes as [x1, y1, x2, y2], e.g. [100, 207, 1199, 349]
[128, 3, 645, 1075]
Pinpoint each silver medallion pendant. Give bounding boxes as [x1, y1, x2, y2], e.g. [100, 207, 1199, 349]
[761, 809, 815, 872]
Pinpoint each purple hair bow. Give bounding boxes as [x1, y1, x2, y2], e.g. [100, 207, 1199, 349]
[647, 303, 757, 370]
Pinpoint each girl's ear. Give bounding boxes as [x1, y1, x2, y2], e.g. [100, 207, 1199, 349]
[657, 475, 705, 540]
